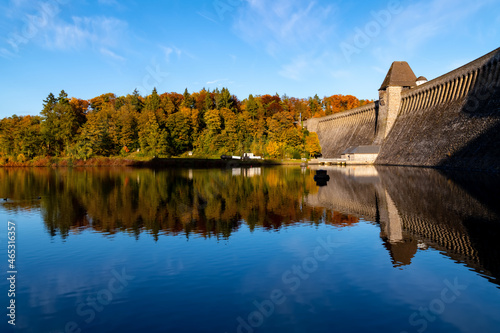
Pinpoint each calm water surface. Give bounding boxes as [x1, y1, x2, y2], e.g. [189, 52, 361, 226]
[1, 166, 500, 333]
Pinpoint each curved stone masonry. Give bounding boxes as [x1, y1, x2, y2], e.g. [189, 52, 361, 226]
[378, 48, 500, 171]
[306, 47, 500, 171]
[313, 102, 378, 158]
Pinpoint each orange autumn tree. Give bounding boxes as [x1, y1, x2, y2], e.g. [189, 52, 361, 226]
[323, 94, 373, 115]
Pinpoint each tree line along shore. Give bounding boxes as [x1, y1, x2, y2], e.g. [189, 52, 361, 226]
[0, 87, 372, 166]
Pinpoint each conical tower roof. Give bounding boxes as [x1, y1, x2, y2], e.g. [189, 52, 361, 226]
[379, 61, 417, 90]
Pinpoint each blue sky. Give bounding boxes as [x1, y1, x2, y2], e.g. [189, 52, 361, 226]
[0, 0, 499, 118]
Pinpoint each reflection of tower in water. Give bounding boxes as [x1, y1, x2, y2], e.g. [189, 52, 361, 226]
[307, 165, 500, 284]
[378, 189, 418, 268]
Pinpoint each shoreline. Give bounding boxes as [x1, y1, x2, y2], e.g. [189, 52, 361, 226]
[0, 156, 306, 168]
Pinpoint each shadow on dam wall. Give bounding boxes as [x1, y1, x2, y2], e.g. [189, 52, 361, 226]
[376, 48, 500, 171]
[306, 166, 500, 286]
[437, 75, 500, 172]
[310, 47, 500, 171]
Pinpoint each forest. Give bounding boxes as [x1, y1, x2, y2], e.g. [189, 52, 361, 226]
[0, 88, 372, 163]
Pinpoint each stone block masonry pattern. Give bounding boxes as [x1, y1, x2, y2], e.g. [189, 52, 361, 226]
[308, 47, 500, 171]
[377, 48, 500, 171]
[315, 103, 378, 158]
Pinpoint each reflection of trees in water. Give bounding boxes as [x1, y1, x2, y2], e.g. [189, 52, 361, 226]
[3, 165, 497, 283]
[0, 167, 359, 240]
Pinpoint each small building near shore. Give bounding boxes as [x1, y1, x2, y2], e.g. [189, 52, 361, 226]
[341, 145, 380, 164]
[242, 153, 262, 160]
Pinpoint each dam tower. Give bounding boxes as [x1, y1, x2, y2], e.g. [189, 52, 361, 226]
[375, 61, 417, 144]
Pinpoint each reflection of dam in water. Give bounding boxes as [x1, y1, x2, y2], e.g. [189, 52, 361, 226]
[307, 166, 500, 285]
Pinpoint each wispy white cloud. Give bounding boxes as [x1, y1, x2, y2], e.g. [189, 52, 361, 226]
[326, 0, 495, 75]
[233, 0, 340, 81]
[30, 15, 129, 62]
[0, 0, 66, 54]
[233, 0, 337, 56]
[161, 46, 182, 62]
[206, 78, 230, 85]
[279, 57, 308, 81]
[381, 0, 492, 55]
[0, 48, 15, 59]
[5, 0, 30, 15]
[196, 10, 219, 24]
[160, 45, 195, 63]
[10, 0, 28, 6]
[100, 47, 125, 62]
[43, 16, 127, 51]
[279, 52, 333, 81]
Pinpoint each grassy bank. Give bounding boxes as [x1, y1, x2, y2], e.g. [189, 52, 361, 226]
[0, 156, 307, 168]
[0, 156, 148, 167]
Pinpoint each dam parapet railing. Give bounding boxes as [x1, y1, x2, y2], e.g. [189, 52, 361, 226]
[304, 101, 377, 133]
[398, 48, 500, 116]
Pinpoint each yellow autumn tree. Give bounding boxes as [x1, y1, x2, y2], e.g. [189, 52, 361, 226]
[305, 132, 321, 157]
[266, 141, 283, 158]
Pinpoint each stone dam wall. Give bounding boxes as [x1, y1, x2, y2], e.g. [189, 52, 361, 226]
[377, 48, 500, 171]
[306, 47, 500, 172]
[306, 102, 378, 158]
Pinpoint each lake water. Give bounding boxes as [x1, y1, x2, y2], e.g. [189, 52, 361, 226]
[1, 166, 500, 333]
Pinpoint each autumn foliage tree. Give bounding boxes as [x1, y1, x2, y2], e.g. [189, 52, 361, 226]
[0, 87, 374, 163]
